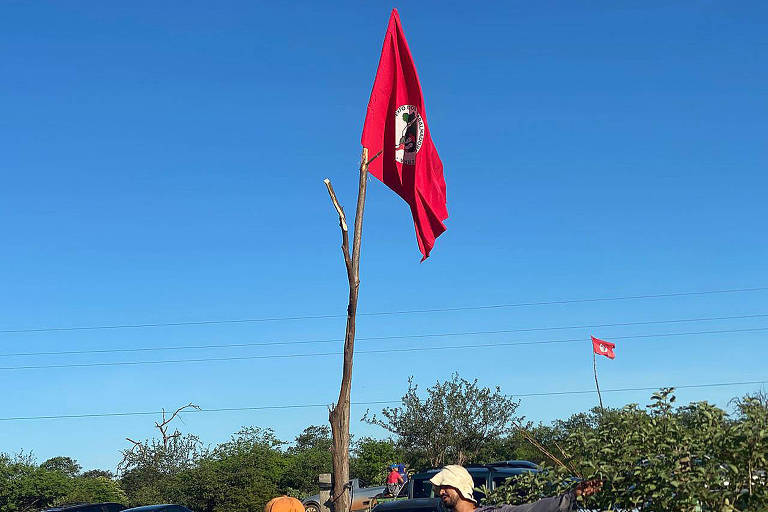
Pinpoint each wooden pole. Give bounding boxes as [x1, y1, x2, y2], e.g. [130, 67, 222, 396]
[325, 147, 372, 512]
[593, 350, 604, 410]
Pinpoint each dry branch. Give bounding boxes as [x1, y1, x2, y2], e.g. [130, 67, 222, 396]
[155, 402, 200, 448]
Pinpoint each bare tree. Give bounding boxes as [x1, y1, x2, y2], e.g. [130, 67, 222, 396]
[120, 402, 202, 476]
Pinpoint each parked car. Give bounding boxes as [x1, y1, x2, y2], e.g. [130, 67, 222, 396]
[372, 498, 444, 512]
[122, 505, 194, 512]
[42, 503, 126, 512]
[303, 479, 386, 512]
[409, 461, 539, 501]
[304, 461, 537, 512]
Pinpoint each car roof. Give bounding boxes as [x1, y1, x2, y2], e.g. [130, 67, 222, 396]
[411, 461, 538, 479]
[44, 504, 125, 512]
[373, 499, 443, 512]
[123, 505, 186, 512]
[484, 460, 539, 470]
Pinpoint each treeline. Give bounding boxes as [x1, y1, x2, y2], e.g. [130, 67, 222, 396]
[0, 427, 403, 512]
[485, 388, 768, 511]
[1, 374, 766, 512]
[0, 455, 125, 512]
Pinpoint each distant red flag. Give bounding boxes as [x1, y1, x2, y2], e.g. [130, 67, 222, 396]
[361, 9, 448, 260]
[591, 336, 616, 359]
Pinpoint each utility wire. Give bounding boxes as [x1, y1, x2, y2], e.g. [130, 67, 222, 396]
[0, 400, 401, 421]
[0, 379, 764, 422]
[0, 326, 766, 371]
[2, 312, 767, 358]
[1, 286, 766, 334]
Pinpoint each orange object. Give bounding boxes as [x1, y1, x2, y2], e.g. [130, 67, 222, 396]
[265, 496, 305, 512]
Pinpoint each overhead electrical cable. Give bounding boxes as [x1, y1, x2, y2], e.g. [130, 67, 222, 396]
[1, 285, 766, 334]
[0, 379, 764, 422]
[2, 312, 768, 358]
[1, 326, 767, 371]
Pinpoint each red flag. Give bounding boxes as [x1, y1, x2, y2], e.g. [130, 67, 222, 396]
[591, 336, 616, 359]
[361, 9, 448, 260]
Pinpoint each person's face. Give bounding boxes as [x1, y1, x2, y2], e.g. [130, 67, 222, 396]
[436, 486, 461, 508]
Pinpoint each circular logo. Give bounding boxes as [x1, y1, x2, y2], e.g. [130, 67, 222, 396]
[599, 344, 608, 353]
[394, 105, 424, 165]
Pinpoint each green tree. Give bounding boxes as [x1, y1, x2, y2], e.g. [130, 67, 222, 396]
[0, 452, 73, 512]
[40, 457, 82, 478]
[485, 388, 768, 511]
[363, 373, 521, 467]
[727, 391, 768, 507]
[118, 433, 204, 506]
[175, 427, 287, 512]
[118, 403, 205, 507]
[474, 426, 552, 465]
[58, 476, 127, 505]
[350, 437, 403, 486]
[82, 469, 115, 479]
[282, 426, 332, 497]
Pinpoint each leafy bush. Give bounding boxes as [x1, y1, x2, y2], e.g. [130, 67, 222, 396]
[484, 389, 768, 511]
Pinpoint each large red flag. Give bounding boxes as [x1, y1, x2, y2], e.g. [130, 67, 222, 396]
[591, 336, 616, 359]
[361, 9, 448, 260]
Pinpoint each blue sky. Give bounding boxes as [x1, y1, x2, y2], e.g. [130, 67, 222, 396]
[1, 1, 767, 472]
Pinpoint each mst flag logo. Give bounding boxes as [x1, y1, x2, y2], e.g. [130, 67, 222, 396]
[394, 105, 424, 165]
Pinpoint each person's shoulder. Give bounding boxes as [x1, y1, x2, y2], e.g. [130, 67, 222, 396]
[475, 505, 519, 512]
[474, 506, 501, 512]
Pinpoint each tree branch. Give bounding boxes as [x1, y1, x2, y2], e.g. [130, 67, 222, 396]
[324, 179, 352, 278]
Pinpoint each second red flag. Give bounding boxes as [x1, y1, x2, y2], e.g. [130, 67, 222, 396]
[591, 336, 616, 359]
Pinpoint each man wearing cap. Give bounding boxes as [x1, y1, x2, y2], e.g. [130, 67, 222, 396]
[429, 465, 601, 512]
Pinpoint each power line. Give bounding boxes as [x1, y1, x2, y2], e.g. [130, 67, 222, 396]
[0, 326, 766, 371]
[0, 379, 764, 422]
[0, 400, 401, 422]
[514, 380, 768, 396]
[2, 312, 767, 358]
[2, 285, 766, 334]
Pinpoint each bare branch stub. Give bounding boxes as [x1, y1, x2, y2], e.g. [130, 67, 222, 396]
[325, 179, 353, 278]
[324, 179, 349, 233]
[125, 437, 147, 456]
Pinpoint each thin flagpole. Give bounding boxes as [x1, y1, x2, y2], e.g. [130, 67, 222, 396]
[593, 349, 604, 410]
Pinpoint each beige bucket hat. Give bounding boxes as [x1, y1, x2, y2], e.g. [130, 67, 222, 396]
[429, 465, 477, 504]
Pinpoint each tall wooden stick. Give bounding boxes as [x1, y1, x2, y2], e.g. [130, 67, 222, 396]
[593, 351, 604, 410]
[513, 420, 582, 478]
[325, 147, 371, 512]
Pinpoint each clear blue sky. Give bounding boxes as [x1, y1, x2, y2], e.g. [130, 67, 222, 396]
[1, 1, 767, 472]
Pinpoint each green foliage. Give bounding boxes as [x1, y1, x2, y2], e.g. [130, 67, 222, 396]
[173, 427, 287, 512]
[363, 373, 522, 467]
[118, 433, 205, 507]
[0, 452, 73, 512]
[350, 437, 403, 486]
[81, 469, 115, 479]
[484, 388, 768, 511]
[282, 426, 332, 497]
[118, 433, 204, 476]
[40, 457, 82, 478]
[58, 476, 127, 505]
[3, 387, 765, 512]
[0, 453, 127, 512]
